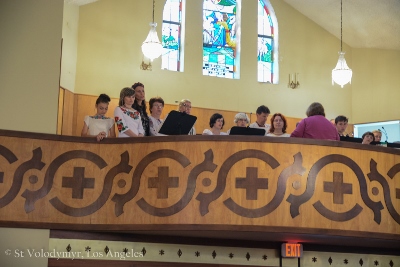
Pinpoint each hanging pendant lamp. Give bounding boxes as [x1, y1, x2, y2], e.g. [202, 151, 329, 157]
[332, 0, 352, 88]
[141, 0, 163, 61]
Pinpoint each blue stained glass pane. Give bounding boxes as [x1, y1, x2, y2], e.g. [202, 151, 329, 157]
[203, 0, 239, 79]
[258, 37, 272, 63]
[257, 0, 275, 83]
[162, 0, 183, 72]
[162, 23, 179, 50]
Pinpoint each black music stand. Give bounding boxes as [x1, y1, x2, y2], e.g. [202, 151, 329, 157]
[229, 126, 265, 136]
[340, 136, 363, 143]
[158, 110, 197, 135]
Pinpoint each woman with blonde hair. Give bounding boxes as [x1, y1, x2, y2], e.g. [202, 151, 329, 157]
[178, 99, 196, 135]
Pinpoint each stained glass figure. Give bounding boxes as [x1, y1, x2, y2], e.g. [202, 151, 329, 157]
[258, 0, 279, 83]
[203, 0, 240, 79]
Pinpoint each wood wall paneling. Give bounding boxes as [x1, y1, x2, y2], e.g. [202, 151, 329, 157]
[61, 88, 75, 136]
[62, 92, 306, 136]
[57, 88, 64, 135]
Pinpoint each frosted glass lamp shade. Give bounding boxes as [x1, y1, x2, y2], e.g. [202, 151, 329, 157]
[141, 23, 163, 61]
[332, 52, 352, 88]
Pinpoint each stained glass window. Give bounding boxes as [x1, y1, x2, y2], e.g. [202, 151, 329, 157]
[203, 0, 240, 79]
[162, 0, 184, 72]
[258, 0, 279, 83]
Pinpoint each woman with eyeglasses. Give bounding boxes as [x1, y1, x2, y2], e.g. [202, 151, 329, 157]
[148, 97, 165, 136]
[226, 113, 249, 134]
[178, 99, 196, 135]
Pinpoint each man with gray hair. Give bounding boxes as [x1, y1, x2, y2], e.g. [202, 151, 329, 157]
[178, 99, 196, 135]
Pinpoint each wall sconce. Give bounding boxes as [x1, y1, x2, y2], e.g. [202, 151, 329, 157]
[140, 59, 152, 71]
[288, 73, 300, 89]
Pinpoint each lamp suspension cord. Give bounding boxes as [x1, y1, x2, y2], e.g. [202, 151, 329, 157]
[340, 0, 343, 52]
[152, 0, 155, 23]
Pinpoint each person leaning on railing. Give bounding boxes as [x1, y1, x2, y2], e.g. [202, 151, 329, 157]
[372, 130, 382, 143]
[361, 131, 375, 145]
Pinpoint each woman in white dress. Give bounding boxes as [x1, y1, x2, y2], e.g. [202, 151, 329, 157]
[114, 87, 144, 137]
[148, 97, 165, 136]
[267, 113, 290, 137]
[202, 113, 228, 135]
[81, 94, 115, 141]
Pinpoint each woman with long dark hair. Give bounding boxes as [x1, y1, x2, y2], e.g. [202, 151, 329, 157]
[132, 82, 150, 136]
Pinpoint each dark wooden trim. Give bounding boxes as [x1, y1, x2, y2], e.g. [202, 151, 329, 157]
[0, 221, 397, 243]
[47, 230, 400, 256]
[48, 259, 248, 267]
[10, 220, 400, 251]
[1, 129, 399, 155]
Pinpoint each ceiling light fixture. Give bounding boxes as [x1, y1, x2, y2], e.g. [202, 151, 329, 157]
[332, 0, 352, 88]
[141, 0, 163, 61]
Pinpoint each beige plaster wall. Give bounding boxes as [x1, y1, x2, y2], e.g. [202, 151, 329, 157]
[351, 48, 400, 123]
[0, 0, 63, 134]
[61, 2, 80, 92]
[0, 0, 61, 265]
[74, 0, 353, 122]
[0, 228, 50, 267]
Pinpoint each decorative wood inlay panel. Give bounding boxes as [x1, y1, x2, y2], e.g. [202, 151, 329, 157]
[0, 130, 399, 241]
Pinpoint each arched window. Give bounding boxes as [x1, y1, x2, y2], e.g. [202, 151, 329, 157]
[258, 0, 279, 83]
[202, 0, 240, 79]
[162, 0, 185, 72]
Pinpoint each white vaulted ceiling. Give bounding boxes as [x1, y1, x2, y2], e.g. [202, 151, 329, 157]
[283, 0, 400, 50]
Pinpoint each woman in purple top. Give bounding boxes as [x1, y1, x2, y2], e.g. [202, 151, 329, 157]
[290, 102, 340, 141]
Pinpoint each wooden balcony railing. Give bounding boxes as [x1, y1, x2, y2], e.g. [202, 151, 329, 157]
[0, 129, 399, 245]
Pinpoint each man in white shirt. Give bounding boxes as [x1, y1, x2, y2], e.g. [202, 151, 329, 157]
[249, 105, 270, 135]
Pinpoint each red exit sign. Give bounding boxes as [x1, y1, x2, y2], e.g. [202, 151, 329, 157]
[281, 243, 303, 258]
